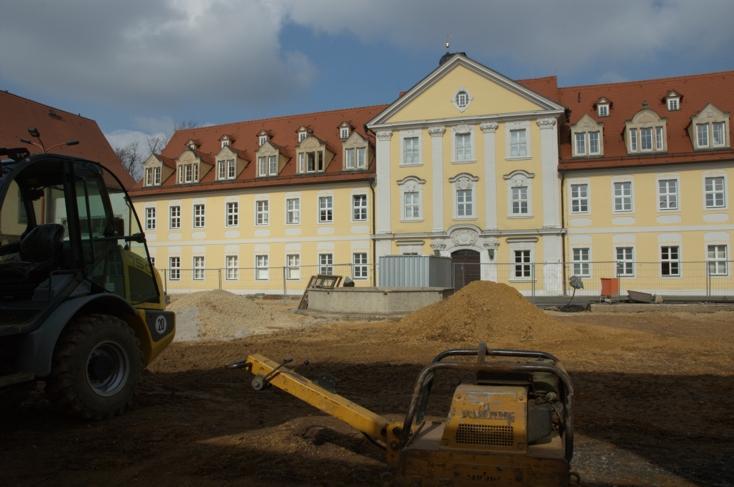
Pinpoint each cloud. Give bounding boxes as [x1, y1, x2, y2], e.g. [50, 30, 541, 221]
[0, 0, 315, 110]
[282, 0, 734, 75]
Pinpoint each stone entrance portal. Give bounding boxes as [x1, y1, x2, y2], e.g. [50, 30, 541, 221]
[451, 249, 481, 290]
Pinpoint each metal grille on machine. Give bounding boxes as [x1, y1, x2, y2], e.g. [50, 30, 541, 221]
[456, 424, 514, 447]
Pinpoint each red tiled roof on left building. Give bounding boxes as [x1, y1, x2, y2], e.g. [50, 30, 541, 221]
[0, 91, 135, 188]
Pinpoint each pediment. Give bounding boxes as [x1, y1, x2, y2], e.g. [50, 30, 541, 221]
[573, 114, 602, 130]
[693, 103, 729, 122]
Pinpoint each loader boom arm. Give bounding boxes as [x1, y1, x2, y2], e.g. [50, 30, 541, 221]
[246, 354, 391, 443]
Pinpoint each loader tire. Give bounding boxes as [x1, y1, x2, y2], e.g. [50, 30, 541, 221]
[46, 314, 143, 420]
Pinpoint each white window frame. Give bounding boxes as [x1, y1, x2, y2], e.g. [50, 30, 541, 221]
[258, 134, 268, 146]
[193, 203, 205, 228]
[339, 126, 350, 139]
[667, 97, 680, 111]
[597, 104, 609, 117]
[707, 244, 728, 276]
[403, 191, 420, 220]
[225, 255, 239, 280]
[298, 130, 308, 143]
[286, 197, 300, 225]
[255, 200, 269, 226]
[506, 171, 534, 218]
[318, 253, 333, 276]
[168, 256, 180, 281]
[616, 247, 635, 277]
[572, 247, 591, 278]
[352, 194, 368, 222]
[169, 205, 181, 229]
[193, 256, 205, 280]
[144, 166, 161, 186]
[613, 180, 633, 213]
[145, 207, 156, 230]
[657, 178, 679, 211]
[453, 127, 474, 162]
[286, 254, 300, 280]
[398, 177, 425, 222]
[513, 249, 532, 280]
[178, 163, 198, 184]
[216, 158, 236, 181]
[704, 175, 726, 209]
[696, 123, 709, 148]
[225, 201, 239, 227]
[660, 245, 681, 277]
[456, 188, 474, 218]
[569, 183, 589, 214]
[318, 195, 333, 223]
[506, 122, 531, 160]
[511, 186, 529, 216]
[400, 131, 421, 166]
[353, 252, 368, 280]
[255, 254, 269, 280]
[712, 121, 726, 147]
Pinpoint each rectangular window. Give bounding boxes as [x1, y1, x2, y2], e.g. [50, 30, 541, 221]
[225, 255, 239, 280]
[704, 176, 725, 208]
[570, 183, 588, 213]
[297, 153, 305, 173]
[712, 122, 725, 147]
[629, 128, 638, 152]
[256, 200, 269, 225]
[169, 205, 181, 229]
[661, 246, 680, 277]
[696, 124, 709, 147]
[404, 191, 420, 219]
[598, 104, 609, 117]
[178, 163, 198, 184]
[286, 197, 300, 224]
[193, 203, 205, 228]
[319, 253, 333, 275]
[193, 256, 205, 280]
[318, 196, 333, 223]
[345, 148, 355, 169]
[352, 194, 367, 221]
[353, 252, 368, 279]
[145, 207, 156, 230]
[658, 179, 679, 210]
[616, 247, 634, 277]
[218, 159, 236, 180]
[257, 156, 278, 177]
[640, 127, 653, 151]
[286, 254, 300, 280]
[268, 155, 278, 175]
[169, 257, 180, 280]
[707, 244, 728, 276]
[455, 132, 472, 161]
[145, 166, 161, 186]
[574, 132, 586, 155]
[456, 188, 473, 217]
[589, 131, 600, 155]
[572, 248, 590, 277]
[356, 147, 366, 169]
[511, 186, 529, 215]
[613, 181, 632, 212]
[302, 150, 325, 173]
[667, 98, 679, 111]
[510, 129, 528, 157]
[225, 202, 239, 227]
[514, 250, 531, 279]
[255, 255, 269, 280]
[403, 136, 419, 164]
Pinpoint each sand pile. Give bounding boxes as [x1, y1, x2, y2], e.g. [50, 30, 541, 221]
[394, 280, 574, 344]
[168, 290, 273, 339]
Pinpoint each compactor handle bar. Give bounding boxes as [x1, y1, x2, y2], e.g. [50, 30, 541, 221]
[432, 346, 561, 364]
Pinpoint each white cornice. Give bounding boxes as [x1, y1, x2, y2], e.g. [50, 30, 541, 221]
[368, 110, 563, 131]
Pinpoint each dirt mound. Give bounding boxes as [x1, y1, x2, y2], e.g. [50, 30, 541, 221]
[395, 280, 574, 344]
[168, 290, 272, 339]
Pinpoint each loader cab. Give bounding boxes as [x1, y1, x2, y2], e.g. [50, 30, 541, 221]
[0, 153, 160, 334]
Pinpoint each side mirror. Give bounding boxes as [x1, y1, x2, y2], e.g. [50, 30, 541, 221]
[125, 232, 146, 243]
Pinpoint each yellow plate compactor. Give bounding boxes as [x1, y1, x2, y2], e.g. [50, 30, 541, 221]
[240, 343, 574, 486]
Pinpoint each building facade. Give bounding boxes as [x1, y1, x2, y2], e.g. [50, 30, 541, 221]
[130, 53, 733, 296]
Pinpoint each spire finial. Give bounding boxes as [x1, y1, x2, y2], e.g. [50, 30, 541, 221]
[444, 34, 451, 51]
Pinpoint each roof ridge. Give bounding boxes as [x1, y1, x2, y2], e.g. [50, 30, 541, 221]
[175, 103, 390, 134]
[0, 89, 95, 122]
[561, 69, 734, 90]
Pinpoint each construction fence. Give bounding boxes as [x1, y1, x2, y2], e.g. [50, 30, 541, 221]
[157, 260, 734, 298]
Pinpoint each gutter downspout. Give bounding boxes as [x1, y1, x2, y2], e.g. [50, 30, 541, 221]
[560, 171, 567, 296]
[370, 177, 377, 287]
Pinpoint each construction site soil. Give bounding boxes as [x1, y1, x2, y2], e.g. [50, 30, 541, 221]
[2, 281, 733, 486]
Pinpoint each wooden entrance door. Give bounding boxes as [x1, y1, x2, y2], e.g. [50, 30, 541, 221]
[452, 249, 481, 290]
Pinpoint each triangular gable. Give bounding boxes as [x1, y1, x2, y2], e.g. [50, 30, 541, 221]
[368, 54, 564, 128]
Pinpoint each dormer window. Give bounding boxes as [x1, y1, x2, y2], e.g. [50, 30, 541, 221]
[257, 155, 278, 177]
[690, 103, 730, 150]
[298, 127, 309, 143]
[220, 136, 231, 148]
[258, 131, 268, 146]
[342, 130, 368, 171]
[177, 163, 199, 184]
[571, 114, 604, 157]
[217, 159, 236, 180]
[626, 108, 667, 154]
[665, 91, 681, 111]
[297, 150, 325, 173]
[339, 124, 350, 140]
[186, 139, 197, 151]
[596, 97, 610, 117]
[144, 166, 161, 186]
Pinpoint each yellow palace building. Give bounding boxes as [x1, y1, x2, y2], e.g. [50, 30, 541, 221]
[130, 52, 733, 296]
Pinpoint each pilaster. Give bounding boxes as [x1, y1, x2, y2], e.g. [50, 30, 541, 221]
[480, 122, 499, 230]
[428, 126, 446, 233]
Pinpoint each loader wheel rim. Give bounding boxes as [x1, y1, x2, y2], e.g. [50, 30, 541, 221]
[85, 341, 130, 397]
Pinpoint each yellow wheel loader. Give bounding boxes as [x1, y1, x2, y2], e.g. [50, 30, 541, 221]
[0, 148, 174, 419]
[241, 343, 574, 486]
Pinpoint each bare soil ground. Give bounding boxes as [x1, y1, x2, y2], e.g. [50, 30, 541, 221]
[2, 283, 733, 486]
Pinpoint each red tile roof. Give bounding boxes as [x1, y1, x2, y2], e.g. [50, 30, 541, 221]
[130, 104, 387, 196]
[556, 70, 734, 170]
[0, 91, 134, 187]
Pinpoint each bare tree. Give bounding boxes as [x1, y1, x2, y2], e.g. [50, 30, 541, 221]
[113, 133, 169, 180]
[175, 120, 199, 130]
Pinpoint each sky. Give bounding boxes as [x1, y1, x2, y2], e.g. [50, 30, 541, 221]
[1, 0, 733, 153]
